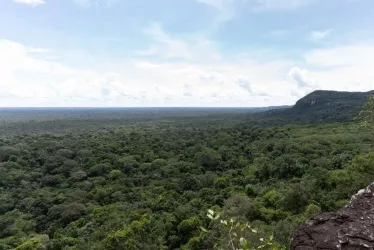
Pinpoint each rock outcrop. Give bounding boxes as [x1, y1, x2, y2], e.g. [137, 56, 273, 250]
[291, 183, 374, 250]
[259, 90, 374, 125]
[294, 90, 374, 109]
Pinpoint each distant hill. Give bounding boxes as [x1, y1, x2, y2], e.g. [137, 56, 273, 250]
[256, 90, 374, 124]
[294, 90, 374, 111]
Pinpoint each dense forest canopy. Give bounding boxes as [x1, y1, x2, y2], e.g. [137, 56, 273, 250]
[1, 91, 374, 250]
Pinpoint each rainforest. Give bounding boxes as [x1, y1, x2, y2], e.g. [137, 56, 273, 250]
[1, 90, 374, 250]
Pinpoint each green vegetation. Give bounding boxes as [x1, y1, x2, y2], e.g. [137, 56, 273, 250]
[0, 92, 374, 249]
[259, 90, 374, 125]
[357, 95, 374, 131]
[200, 209, 284, 250]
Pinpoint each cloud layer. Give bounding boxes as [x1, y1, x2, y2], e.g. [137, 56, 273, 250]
[2, 26, 373, 107]
[13, 0, 45, 6]
[2, 0, 374, 107]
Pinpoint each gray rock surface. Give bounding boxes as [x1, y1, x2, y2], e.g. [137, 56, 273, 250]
[291, 183, 374, 250]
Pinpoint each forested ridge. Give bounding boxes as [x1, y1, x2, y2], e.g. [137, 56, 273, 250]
[1, 91, 374, 250]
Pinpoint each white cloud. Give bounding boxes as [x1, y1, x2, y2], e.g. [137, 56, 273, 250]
[72, 0, 116, 7]
[304, 44, 374, 67]
[267, 29, 292, 38]
[114, 58, 304, 107]
[237, 78, 252, 93]
[2, 27, 374, 107]
[308, 29, 332, 42]
[27, 47, 53, 53]
[0, 38, 301, 107]
[196, 0, 314, 12]
[138, 23, 220, 62]
[139, 23, 193, 60]
[302, 44, 374, 92]
[0, 40, 129, 106]
[194, 0, 315, 25]
[195, 0, 230, 10]
[252, 0, 315, 11]
[13, 0, 45, 6]
[195, 0, 242, 21]
[288, 67, 318, 97]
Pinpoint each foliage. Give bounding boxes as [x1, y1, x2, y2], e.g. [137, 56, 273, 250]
[0, 100, 373, 249]
[357, 95, 374, 131]
[200, 210, 285, 250]
[14, 235, 49, 250]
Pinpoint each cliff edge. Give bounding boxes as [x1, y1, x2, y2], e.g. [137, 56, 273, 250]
[291, 183, 374, 250]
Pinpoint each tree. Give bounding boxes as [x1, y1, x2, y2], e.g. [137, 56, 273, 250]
[88, 163, 111, 177]
[104, 216, 152, 250]
[357, 95, 374, 130]
[199, 209, 285, 250]
[48, 203, 86, 225]
[0, 146, 20, 162]
[69, 170, 87, 182]
[177, 217, 202, 240]
[108, 169, 124, 180]
[2, 100, 374, 250]
[56, 149, 75, 159]
[14, 235, 49, 250]
[61, 203, 86, 224]
[223, 195, 261, 222]
[196, 148, 221, 171]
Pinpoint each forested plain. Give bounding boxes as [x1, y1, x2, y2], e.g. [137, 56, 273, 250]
[1, 94, 374, 250]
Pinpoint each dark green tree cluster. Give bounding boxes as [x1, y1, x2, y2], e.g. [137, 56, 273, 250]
[0, 100, 373, 249]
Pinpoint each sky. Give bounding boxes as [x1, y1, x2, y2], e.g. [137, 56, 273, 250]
[0, 0, 373, 107]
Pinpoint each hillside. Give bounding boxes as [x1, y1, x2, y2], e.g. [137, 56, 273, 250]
[294, 90, 374, 113]
[259, 90, 374, 124]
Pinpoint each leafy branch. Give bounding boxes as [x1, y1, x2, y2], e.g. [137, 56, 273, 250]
[200, 210, 285, 250]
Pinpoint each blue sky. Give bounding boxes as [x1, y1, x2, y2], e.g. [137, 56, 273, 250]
[0, 0, 373, 107]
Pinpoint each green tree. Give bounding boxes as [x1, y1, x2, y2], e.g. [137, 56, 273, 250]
[15, 235, 49, 250]
[200, 210, 285, 250]
[196, 148, 221, 170]
[357, 95, 374, 130]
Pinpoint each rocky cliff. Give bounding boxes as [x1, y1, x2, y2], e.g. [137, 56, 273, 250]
[291, 183, 374, 250]
[258, 90, 374, 125]
[294, 90, 374, 110]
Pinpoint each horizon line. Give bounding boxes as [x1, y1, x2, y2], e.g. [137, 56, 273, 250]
[0, 106, 292, 109]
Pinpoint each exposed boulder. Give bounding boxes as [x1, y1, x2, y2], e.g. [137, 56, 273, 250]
[291, 183, 374, 250]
